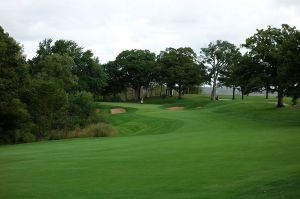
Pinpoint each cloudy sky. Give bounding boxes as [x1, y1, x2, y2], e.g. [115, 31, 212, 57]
[1, 0, 300, 63]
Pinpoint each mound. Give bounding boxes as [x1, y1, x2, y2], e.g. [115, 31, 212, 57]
[110, 108, 126, 114]
[166, 106, 184, 110]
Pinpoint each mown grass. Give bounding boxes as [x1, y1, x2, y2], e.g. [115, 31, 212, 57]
[0, 94, 299, 198]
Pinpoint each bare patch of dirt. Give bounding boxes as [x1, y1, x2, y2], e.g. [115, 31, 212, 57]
[110, 108, 127, 114]
[95, 108, 101, 113]
[166, 106, 184, 110]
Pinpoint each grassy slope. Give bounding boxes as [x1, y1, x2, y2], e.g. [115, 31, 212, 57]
[0, 95, 300, 199]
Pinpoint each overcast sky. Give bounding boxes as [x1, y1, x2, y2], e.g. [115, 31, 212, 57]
[1, 0, 300, 63]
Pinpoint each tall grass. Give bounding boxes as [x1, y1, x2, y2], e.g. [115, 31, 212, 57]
[49, 123, 117, 140]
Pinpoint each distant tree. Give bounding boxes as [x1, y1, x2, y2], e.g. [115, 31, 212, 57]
[244, 24, 300, 107]
[158, 47, 206, 98]
[114, 49, 157, 100]
[34, 54, 78, 92]
[157, 48, 177, 96]
[233, 54, 265, 100]
[218, 45, 241, 100]
[102, 61, 126, 98]
[30, 39, 106, 97]
[75, 50, 107, 97]
[200, 40, 241, 101]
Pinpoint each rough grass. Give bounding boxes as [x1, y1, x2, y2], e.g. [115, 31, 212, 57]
[0, 94, 300, 199]
[49, 123, 117, 139]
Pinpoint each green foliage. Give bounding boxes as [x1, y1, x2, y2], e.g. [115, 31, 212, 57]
[34, 54, 78, 91]
[75, 50, 107, 96]
[200, 40, 240, 100]
[102, 61, 126, 97]
[68, 91, 97, 127]
[114, 49, 157, 100]
[243, 24, 300, 106]
[0, 98, 32, 143]
[158, 47, 206, 98]
[31, 39, 107, 97]
[0, 26, 110, 144]
[233, 54, 266, 97]
[24, 78, 69, 138]
[0, 26, 33, 143]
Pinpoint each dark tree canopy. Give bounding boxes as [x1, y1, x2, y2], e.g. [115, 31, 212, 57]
[0, 26, 32, 143]
[30, 39, 106, 97]
[158, 47, 206, 98]
[114, 49, 157, 100]
[244, 24, 300, 106]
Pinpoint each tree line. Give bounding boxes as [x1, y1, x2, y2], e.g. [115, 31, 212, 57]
[1, 24, 299, 143]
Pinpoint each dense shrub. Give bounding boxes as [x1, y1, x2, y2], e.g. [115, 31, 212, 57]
[68, 91, 98, 127]
[0, 99, 33, 144]
[24, 78, 69, 138]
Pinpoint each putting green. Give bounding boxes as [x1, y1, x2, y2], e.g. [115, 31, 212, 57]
[0, 95, 300, 199]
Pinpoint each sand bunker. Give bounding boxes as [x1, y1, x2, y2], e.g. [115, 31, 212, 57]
[110, 108, 127, 114]
[166, 106, 184, 110]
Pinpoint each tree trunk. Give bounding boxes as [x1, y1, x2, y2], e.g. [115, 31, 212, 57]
[149, 87, 153, 98]
[135, 86, 141, 100]
[160, 84, 163, 97]
[131, 88, 134, 100]
[211, 85, 216, 101]
[232, 87, 236, 100]
[211, 72, 218, 101]
[178, 81, 182, 99]
[266, 87, 269, 99]
[169, 87, 173, 97]
[277, 91, 284, 107]
[124, 88, 128, 101]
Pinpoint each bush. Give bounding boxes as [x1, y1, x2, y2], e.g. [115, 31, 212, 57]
[25, 78, 69, 138]
[48, 123, 117, 140]
[0, 98, 32, 144]
[68, 91, 94, 127]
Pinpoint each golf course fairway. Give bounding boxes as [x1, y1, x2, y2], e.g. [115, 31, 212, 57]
[0, 95, 300, 199]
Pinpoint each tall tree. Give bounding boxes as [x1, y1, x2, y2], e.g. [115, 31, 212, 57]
[157, 48, 177, 96]
[102, 61, 126, 98]
[244, 24, 300, 107]
[200, 40, 240, 101]
[34, 54, 78, 92]
[218, 45, 241, 100]
[233, 53, 265, 100]
[114, 49, 157, 100]
[158, 47, 206, 98]
[0, 26, 33, 143]
[30, 39, 106, 97]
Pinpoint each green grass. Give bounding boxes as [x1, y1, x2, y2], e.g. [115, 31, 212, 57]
[0, 95, 300, 198]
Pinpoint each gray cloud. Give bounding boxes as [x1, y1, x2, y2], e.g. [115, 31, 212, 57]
[1, 0, 300, 63]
